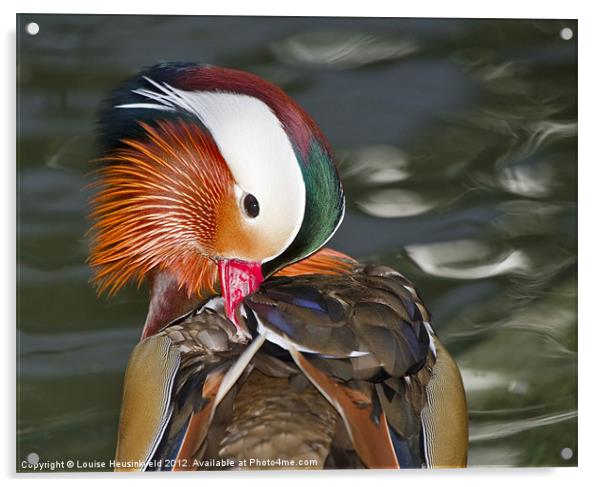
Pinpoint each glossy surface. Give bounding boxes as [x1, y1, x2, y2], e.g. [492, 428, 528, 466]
[17, 15, 577, 470]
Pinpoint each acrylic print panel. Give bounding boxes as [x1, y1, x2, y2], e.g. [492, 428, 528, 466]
[16, 14, 577, 472]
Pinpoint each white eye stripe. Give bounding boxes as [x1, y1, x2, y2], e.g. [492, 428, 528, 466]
[116, 78, 306, 263]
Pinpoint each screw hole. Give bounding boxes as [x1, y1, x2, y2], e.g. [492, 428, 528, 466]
[560, 27, 573, 41]
[26, 452, 40, 465]
[26, 22, 39, 36]
[560, 447, 573, 460]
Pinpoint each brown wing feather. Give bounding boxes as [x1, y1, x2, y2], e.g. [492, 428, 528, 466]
[136, 307, 252, 470]
[173, 369, 225, 471]
[218, 370, 339, 469]
[289, 348, 399, 469]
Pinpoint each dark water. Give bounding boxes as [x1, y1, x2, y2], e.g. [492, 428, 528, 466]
[16, 15, 577, 470]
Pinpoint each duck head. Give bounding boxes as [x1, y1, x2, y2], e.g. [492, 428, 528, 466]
[89, 62, 344, 339]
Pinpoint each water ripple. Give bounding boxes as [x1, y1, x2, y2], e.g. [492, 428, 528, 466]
[469, 410, 577, 442]
[357, 189, 436, 218]
[498, 162, 556, 198]
[460, 367, 519, 394]
[405, 240, 531, 279]
[338, 145, 410, 184]
[271, 31, 418, 68]
[18, 327, 138, 379]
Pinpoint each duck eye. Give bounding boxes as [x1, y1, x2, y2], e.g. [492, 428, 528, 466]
[242, 193, 260, 218]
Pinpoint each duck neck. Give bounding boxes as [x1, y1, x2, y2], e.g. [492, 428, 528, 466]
[141, 270, 199, 340]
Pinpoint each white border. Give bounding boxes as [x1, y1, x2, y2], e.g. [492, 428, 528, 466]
[0, 0, 589, 18]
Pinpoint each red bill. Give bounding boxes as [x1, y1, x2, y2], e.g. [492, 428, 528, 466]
[218, 259, 264, 325]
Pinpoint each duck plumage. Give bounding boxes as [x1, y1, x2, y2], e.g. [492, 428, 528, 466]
[89, 62, 468, 470]
[114, 257, 467, 470]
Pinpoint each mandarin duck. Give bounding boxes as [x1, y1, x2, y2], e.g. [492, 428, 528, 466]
[89, 62, 468, 471]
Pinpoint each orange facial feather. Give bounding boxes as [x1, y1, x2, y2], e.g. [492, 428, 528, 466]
[89, 120, 232, 298]
[275, 247, 358, 277]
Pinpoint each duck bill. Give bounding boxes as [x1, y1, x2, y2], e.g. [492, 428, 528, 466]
[218, 259, 264, 325]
